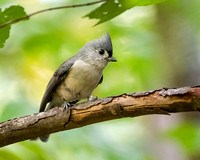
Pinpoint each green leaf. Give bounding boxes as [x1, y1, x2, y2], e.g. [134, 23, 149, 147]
[85, 0, 168, 26]
[0, 5, 27, 48]
[0, 9, 10, 48]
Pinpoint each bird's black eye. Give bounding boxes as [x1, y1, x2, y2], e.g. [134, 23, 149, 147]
[99, 49, 104, 55]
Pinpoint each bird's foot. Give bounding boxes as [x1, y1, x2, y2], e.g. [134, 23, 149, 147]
[88, 95, 98, 101]
[63, 101, 70, 110]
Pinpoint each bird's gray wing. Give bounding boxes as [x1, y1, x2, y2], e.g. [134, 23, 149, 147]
[97, 75, 103, 86]
[39, 57, 76, 112]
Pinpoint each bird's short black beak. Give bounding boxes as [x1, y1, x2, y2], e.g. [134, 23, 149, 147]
[108, 56, 117, 62]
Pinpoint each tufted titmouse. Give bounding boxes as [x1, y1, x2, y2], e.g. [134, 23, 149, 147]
[38, 33, 117, 142]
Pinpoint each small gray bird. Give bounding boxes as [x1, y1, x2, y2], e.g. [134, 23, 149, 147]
[38, 33, 117, 142]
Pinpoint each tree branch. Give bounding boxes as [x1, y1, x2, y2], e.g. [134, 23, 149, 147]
[0, 0, 106, 29]
[0, 86, 200, 147]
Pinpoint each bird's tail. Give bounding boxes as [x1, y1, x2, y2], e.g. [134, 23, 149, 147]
[30, 103, 52, 142]
[30, 135, 50, 142]
[39, 135, 50, 142]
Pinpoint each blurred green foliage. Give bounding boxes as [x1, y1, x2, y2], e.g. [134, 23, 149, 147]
[0, 0, 170, 48]
[165, 121, 200, 158]
[0, 0, 200, 160]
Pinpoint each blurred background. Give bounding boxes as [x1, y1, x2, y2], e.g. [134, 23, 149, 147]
[0, 0, 200, 159]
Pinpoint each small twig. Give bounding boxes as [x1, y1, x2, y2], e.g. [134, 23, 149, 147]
[0, 0, 106, 29]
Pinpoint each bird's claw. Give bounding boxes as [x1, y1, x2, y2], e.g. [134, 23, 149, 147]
[89, 95, 98, 101]
[63, 101, 70, 110]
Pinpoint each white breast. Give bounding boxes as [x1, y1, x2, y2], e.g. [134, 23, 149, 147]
[55, 60, 103, 102]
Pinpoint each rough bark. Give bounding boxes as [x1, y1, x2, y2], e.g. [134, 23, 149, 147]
[0, 86, 200, 147]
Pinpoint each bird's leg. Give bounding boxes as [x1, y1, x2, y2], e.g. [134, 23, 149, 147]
[88, 95, 98, 101]
[63, 100, 70, 110]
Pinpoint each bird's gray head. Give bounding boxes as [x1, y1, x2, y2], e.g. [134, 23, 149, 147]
[77, 33, 117, 69]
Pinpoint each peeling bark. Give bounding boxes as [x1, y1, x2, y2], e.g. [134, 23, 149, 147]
[0, 86, 200, 147]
